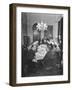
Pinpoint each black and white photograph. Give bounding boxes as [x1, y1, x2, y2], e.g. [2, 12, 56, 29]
[21, 13, 63, 77]
[9, 3, 70, 86]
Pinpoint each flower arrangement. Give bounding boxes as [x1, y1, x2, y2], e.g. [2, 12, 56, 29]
[32, 22, 48, 40]
[36, 21, 47, 31]
[32, 21, 47, 31]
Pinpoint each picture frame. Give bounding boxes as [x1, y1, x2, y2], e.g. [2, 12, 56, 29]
[9, 3, 70, 86]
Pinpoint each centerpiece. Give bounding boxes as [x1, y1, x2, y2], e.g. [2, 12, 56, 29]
[36, 21, 47, 41]
[32, 21, 47, 41]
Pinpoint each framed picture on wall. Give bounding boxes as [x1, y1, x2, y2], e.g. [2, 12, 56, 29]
[9, 3, 70, 86]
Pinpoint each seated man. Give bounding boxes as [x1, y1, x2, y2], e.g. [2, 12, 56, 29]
[27, 44, 37, 74]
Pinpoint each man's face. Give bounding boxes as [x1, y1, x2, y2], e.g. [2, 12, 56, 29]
[32, 45, 36, 51]
[44, 39, 46, 43]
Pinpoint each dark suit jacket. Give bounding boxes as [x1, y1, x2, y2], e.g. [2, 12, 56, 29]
[43, 50, 61, 67]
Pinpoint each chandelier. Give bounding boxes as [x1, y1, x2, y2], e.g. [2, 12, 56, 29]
[36, 21, 47, 31]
